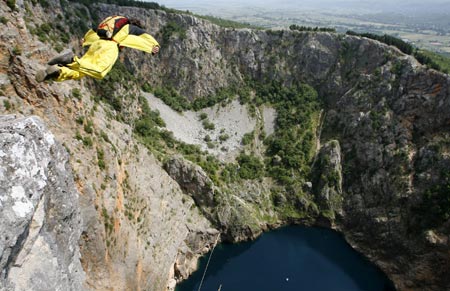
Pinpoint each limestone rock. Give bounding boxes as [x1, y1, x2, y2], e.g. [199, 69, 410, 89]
[0, 115, 85, 291]
[313, 140, 343, 220]
[2, 0, 450, 290]
[164, 155, 216, 208]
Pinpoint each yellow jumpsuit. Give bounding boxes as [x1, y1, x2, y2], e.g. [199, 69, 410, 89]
[56, 24, 159, 82]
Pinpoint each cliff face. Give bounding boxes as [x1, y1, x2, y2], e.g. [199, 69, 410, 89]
[0, 115, 85, 290]
[0, 2, 216, 291]
[0, 0, 449, 290]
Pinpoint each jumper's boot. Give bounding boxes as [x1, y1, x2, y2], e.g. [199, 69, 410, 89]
[47, 49, 74, 66]
[35, 65, 61, 82]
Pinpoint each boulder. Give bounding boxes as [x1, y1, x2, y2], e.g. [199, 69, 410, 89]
[0, 115, 85, 291]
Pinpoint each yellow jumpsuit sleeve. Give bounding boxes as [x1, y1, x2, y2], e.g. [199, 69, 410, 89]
[82, 29, 100, 47]
[119, 33, 160, 53]
[113, 24, 160, 53]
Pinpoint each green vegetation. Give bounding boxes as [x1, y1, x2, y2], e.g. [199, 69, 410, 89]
[151, 86, 190, 112]
[6, 0, 15, 10]
[84, 119, 94, 134]
[91, 61, 138, 119]
[36, 0, 50, 8]
[0, 17, 8, 24]
[192, 87, 236, 110]
[12, 46, 22, 56]
[237, 153, 264, 180]
[149, 84, 243, 113]
[68, 0, 167, 11]
[75, 116, 84, 125]
[195, 14, 261, 30]
[3, 100, 12, 110]
[69, 0, 257, 30]
[134, 96, 168, 150]
[241, 132, 254, 146]
[140, 78, 320, 193]
[97, 147, 106, 170]
[414, 50, 450, 74]
[202, 119, 215, 130]
[71, 88, 82, 100]
[250, 81, 321, 185]
[75, 130, 93, 148]
[160, 21, 187, 43]
[347, 30, 414, 55]
[290, 25, 336, 33]
[416, 173, 450, 229]
[219, 133, 229, 142]
[347, 30, 450, 74]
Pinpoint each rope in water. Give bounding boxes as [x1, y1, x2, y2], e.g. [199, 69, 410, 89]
[197, 233, 221, 291]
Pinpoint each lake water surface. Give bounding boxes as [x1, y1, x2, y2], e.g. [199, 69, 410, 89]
[176, 226, 395, 291]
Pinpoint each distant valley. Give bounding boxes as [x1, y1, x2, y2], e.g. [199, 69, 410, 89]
[156, 0, 450, 55]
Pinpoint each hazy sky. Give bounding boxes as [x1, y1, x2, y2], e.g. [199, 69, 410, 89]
[154, 0, 450, 15]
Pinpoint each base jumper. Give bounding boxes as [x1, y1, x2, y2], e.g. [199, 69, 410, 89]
[36, 16, 160, 82]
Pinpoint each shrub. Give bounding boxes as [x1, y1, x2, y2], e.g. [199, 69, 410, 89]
[142, 82, 153, 93]
[3, 100, 12, 110]
[82, 136, 93, 147]
[413, 50, 449, 73]
[415, 175, 450, 228]
[219, 133, 229, 142]
[290, 24, 336, 33]
[202, 119, 215, 130]
[346, 30, 413, 55]
[192, 86, 235, 111]
[6, 0, 15, 10]
[237, 154, 264, 180]
[100, 130, 110, 142]
[242, 132, 254, 145]
[153, 86, 190, 112]
[75, 116, 84, 125]
[160, 21, 186, 43]
[75, 131, 83, 141]
[97, 148, 106, 170]
[221, 163, 239, 183]
[71, 88, 82, 100]
[12, 46, 22, 56]
[84, 119, 94, 134]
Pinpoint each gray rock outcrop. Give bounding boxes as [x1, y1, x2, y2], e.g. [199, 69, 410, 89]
[313, 140, 343, 221]
[0, 115, 85, 291]
[164, 155, 216, 208]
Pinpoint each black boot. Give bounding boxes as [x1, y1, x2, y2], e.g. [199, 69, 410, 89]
[36, 65, 61, 82]
[47, 49, 74, 66]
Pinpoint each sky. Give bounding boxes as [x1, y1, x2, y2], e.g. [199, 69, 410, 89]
[154, 0, 450, 15]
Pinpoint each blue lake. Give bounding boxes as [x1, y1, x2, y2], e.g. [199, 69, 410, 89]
[176, 226, 396, 291]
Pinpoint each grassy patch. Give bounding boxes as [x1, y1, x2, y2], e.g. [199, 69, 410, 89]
[414, 49, 450, 74]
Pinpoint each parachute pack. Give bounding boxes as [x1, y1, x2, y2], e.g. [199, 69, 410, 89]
[96, 16, 129, 39]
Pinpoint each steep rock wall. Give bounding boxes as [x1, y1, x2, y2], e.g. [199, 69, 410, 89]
[0, 115, 85, 290]
[0, 2, 217, 291]
[0, 1, 449, 290]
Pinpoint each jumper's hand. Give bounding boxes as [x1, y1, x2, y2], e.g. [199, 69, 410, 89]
[151, 46, 160, 55]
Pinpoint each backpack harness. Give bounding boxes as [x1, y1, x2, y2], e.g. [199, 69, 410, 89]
[96, 16, 129, 40]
